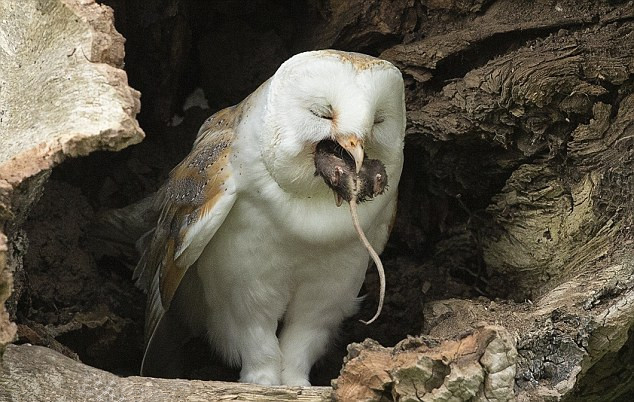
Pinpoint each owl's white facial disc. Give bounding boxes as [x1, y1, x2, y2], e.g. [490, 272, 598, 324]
[260, 50, 406, 197]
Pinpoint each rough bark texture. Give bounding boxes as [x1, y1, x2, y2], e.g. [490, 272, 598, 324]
[0, 0, 143, 353]
[334, 326, 517, 401]
[0, 234, 14, 353]
[0, 0, 144, 185]
[1, 0, 633, 400]
[337, 262, 634, 401]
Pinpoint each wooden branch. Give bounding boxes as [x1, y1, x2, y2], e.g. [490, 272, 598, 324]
[0, 344, 332, 401]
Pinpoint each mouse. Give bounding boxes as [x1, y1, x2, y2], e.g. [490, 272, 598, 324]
[314, 139, 388, 324]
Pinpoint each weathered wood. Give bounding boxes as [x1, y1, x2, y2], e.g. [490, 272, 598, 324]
[381, 0, 634, 86]
[0, 0, 144, 185]
[0, 234, 14, 351]
[334, 261, 634, 401]
[334, 326, 517, 401]
[0, 344, 333, 402]
[0, 0, 143, 353]
[400, 19, 634, 297]
[294, 0, 421, 52]
[373, 2, 634, 398]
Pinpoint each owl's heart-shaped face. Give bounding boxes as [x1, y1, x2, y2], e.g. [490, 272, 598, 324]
[261, 50, 405, 198]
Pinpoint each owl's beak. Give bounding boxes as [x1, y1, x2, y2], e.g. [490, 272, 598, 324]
[335, 135, 364, 173]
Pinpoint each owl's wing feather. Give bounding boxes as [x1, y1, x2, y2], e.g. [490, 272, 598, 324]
[134, 107, 240, 373]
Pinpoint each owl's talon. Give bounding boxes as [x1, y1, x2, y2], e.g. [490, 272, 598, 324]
[281, 373, 311, 387]
[240, 368, 282, 386]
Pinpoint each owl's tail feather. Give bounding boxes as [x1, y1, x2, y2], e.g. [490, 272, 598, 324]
[140, 302, 189, 379]
[88, 192, 162, 266]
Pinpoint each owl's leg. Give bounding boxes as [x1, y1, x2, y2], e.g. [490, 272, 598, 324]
[236, 318, 283, 385]
[279, 322, 332, 386]
[202, 296, 284, 385]
[204, 304, 283, 385]
[199, 272, 286, 385]
[195, 237, 291, 385]
[279, 278, 363, 386]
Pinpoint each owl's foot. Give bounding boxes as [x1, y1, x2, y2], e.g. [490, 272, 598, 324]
[240, 365, 281, 386]
[281, 369, 311, 386]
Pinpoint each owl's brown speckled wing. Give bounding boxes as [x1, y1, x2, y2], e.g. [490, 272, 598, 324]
[134, 106, 240, 354]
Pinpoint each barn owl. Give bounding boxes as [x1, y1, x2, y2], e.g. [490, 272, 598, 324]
[135, 49, 406, 386]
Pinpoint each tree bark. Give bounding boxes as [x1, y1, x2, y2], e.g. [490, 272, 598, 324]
[0, 0, 144, 357]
